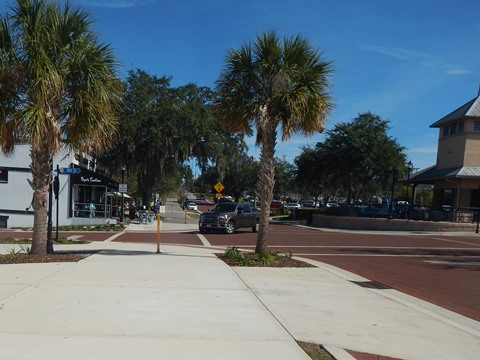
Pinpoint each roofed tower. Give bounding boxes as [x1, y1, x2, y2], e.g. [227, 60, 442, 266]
[429, 90, 480, 169]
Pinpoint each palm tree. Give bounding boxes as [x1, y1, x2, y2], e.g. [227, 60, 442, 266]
[0, 0, 122, 254]
[214, 31, 333, 253]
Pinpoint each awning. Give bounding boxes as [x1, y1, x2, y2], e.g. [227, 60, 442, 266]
[115, 191, 131, 198]
[406, 165, 480, 185]
[72, 165, 119, 189]
[107, 192, 131, 198]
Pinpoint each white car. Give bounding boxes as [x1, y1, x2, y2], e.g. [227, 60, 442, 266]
[285, 202, 301, 209]
[326, 201, 340, 208]
[185, 202, 198, 211]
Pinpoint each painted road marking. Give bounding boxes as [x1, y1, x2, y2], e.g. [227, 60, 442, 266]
[425, 260, 480, 265]
[196, 233, 212, 247]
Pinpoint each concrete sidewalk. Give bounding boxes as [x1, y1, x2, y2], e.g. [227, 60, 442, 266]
[0, 227, 479, 359]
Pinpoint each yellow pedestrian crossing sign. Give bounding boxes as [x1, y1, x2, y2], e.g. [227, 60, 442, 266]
[214, 181, 224, 193]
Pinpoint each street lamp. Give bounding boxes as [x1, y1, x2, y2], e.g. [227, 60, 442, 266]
[121, 165, 126, 223]
[388, 169, 397, 218]
[406, 160, 413, 220]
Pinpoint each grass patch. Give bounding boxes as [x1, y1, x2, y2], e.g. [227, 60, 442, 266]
[54, 236, 89, 244]
[218, 246, 315, 268]
[186, 212, 200, 219]
[11, 224, 125, 232]
[0, 237, 88, 244]
[56, 224, 125, 231]
[0, 237, 31, 244]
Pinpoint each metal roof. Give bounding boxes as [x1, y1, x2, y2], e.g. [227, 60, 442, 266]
[430, 92, 480, 128]
[409, 165, 480, 184]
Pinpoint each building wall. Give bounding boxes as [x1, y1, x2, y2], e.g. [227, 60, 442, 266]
[464, 132, 480, 166]
[0, 144, 75, 228]
[436, 119, 480, 168]
[436, 133, 466, 169]
[432, 178, 480, 208]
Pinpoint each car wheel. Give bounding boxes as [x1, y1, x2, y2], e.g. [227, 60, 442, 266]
[225, 221, 235, 234]
[252, 222, 259, 233]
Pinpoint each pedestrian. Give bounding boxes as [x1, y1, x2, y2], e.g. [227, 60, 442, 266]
[89, 201, 96, 218]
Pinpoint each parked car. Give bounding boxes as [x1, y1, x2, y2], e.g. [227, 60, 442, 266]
[199, 202, 259, 234]
[185, 201, 198, 211]
[182, 199, 191, 209]
[244, 196, 258, 204]
[285, 202, 301, 209]
[195, 199, 204, 205]
[326, 201, 340, 208]
[270, 200, 284, 209]
[303, 200, 316, 208]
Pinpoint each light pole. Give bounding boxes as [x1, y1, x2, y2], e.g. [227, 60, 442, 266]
[388, 169, 397, 218]
[121, 165, 126, 223]
[406, 160, 413, 220]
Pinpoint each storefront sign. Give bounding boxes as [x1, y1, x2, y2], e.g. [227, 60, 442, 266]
[72, 165, 118, 188]
[80, 176, 103, 184]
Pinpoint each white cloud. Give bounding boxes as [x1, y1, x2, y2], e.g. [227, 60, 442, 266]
[361, 45, 471, 76]
[409, 146, 437, 154]
[361, 45, 426, 61]
[444, 66, 472, 75]
[77, 0, 152, 8]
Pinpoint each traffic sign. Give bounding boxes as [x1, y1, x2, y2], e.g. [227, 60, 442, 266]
[119, 184, 127, 193]
[59, 167, 81, 174]
[214, 181, 224, 193]
[215, 193, 222, 198]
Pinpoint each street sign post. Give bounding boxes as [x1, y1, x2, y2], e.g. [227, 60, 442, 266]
[214, 181, 224, 193]
[59, 167, 81, 174]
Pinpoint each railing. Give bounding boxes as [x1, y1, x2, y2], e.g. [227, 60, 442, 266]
[300, 204, 479, 224]
[74, 202, 112, 219]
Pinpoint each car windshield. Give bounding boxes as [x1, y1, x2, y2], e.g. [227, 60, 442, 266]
[210, 203, 237, 213]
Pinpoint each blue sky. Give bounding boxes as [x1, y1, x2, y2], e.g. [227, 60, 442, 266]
[2, 0, 479, 171]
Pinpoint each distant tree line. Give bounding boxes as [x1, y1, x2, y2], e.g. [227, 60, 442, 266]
[98, 69, 411, 209]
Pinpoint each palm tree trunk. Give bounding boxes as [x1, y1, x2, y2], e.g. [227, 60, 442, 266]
[256, 124, 276, 254]
[30, 143, 53, 255]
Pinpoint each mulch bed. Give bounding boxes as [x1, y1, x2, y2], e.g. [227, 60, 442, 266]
[0, 253, 89, 264]
[217, 253, 316, 268]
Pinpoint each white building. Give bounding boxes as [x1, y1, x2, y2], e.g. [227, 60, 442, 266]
[0, 143, 120, 228]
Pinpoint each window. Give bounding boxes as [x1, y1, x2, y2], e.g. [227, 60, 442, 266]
[474, 120, 480, 131]
[443, 121, 465, 136]
[0, 167, 7, 183]
[450, 123, 457, 135]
